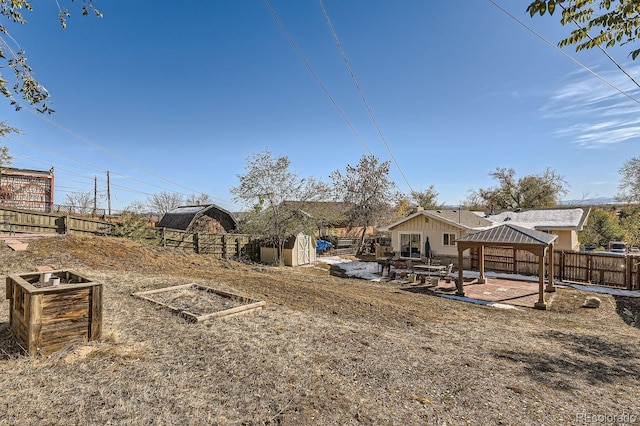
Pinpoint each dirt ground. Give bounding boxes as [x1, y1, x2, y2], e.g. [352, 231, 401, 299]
[1, 234, 639, 425]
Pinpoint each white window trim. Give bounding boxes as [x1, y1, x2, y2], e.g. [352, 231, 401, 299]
[443, 232, 457, 247]
[398, 232, 423, 259]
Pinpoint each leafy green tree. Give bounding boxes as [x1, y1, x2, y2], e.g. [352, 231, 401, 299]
[618, 204, 640, 247]
[617, 156, 640, 203]
[0, 0, 102, 113]
[579, 207, 626, 248]
[464, 167, 568, 209]
[0, 120, 17, 166]
[113, 210, 158, 242]
[231, 150, 329, 265]
[526, 0, 640, 59]
[410, 185, 443, 210]
[330, 155, 396, 254]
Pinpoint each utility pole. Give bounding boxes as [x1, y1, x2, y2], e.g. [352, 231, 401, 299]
[93, 175, 98, 217]
[106, 171, 111, 216]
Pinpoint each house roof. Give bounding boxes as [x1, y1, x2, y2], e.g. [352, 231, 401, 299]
[379, 207, 590, 233]
[455, 223, 558, 246]
[378, 208, 494, 232]
[479, 207, 590, 231]
[157, 204, 238, 232]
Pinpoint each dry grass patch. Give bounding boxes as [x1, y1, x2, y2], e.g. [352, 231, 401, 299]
[132, 283, 265, 322]
[0, 235, 639, 424]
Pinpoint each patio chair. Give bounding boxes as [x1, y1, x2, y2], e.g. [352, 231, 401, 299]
[439, 263, 454, 280]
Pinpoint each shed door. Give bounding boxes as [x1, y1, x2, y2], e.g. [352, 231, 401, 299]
[297, 235, 310, 265]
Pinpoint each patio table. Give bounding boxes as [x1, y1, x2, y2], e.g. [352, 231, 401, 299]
[413, 264, 446, 278]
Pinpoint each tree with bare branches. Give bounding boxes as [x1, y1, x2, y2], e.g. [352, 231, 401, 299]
[64, 192, 94, 215]
[185, 192, 212, 206]
[231, 151, 329, 265]
[147, 191, 183, 215]
[330, 155, 396, 254]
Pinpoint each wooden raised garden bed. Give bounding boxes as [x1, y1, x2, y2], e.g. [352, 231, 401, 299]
[5, 270, 102, 356]
[132, 283, 265, 322]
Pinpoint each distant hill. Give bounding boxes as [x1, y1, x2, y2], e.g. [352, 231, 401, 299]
[561, 197, 616, 206]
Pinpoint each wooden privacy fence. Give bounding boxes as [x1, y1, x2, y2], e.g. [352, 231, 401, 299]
[0, 207, 114, 236]
[0, 207, 260, 261]
[155, 228, 261, 259]
[470, 247, 640, 290]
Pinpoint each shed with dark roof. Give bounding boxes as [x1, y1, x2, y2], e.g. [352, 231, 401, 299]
[157, 204, 238, 234]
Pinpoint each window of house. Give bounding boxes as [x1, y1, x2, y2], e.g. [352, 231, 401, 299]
[443, 232, 456, 246]
[400, 233, 421, 258]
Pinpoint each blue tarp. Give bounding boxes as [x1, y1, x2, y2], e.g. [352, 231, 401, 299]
[316, 239, 332, 251]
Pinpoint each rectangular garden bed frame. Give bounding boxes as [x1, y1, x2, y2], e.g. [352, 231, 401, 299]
[132, 283, 266, 322]
[5, 270, 102, 356]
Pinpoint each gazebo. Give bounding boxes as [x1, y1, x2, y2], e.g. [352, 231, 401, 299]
[454, 224, 557, 310]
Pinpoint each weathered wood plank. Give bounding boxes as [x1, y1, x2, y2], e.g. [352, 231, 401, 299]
[42, 321, 90, 339]
[132, 283, 193, 297]
[194, 301, 266, 322]
[89, 284, 102, 340]
[29, 294, 43, 356]
[41, 309, 90, 325]
[42, 291, 90, 307]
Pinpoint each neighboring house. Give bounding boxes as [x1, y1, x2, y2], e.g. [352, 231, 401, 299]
[378, 206, 590, 260]
[0, 167, 54, 213]
[281, 201, 375, 238]
[156, 204, 238, 234]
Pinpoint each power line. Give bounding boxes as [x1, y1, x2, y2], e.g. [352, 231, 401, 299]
[31, 111, 206, 193]
[263, 0, 374, 156]
[488, 0, 640, 105]
[19, 112, 237, 208]
[556, 1, 640, 90]
[8, 125, 237, 209]
[318, 0, 415, 194]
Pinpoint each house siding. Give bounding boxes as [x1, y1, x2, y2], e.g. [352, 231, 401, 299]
[382, 208, 588, 261]
[391, 215, 473, 258]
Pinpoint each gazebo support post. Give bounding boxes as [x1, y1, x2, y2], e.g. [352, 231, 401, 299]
[545, 243, 556, 293]
[477, 245, 486, 284]
[534, 249, 547, 310]
[456, 247, 465, 296]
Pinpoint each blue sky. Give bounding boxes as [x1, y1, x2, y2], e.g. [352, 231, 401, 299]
[1, 0, 639, 212]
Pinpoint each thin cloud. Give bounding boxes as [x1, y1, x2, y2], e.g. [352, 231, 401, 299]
[541, 64, 640, 148]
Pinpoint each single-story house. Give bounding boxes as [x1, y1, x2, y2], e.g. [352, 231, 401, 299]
[377, 206, 590, 262]
[156, 204, 238, 233]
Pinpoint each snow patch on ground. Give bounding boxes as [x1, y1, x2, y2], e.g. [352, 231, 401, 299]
[316, 256, 640, 307]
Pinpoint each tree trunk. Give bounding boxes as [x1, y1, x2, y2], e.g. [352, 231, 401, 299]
[357, 226, 367, 255]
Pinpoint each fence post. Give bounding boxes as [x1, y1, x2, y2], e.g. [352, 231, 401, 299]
[222, 234, 229, 259]
[194, 233, 200, 254]
[626, 255, 633, 290]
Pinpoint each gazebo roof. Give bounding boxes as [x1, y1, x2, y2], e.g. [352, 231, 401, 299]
[456, 223, 557, 246]
[453, 223, 558, 310]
